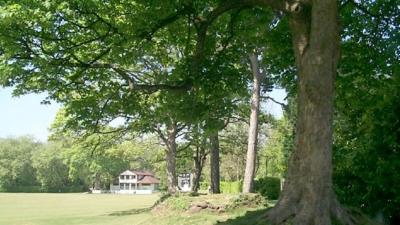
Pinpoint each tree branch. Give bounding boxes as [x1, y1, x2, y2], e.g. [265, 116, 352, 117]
[54, 61, 192, 93]
[136, 5, 196, 40]
[261, 96, 287, 108]
[191, 0, 285, 78]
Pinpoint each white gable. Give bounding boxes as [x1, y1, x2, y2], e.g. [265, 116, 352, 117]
[120, 170, 136, 176]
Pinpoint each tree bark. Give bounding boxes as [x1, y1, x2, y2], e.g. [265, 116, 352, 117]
[209, 132, 220, 193]
[243, 53, 262, 193]
[94, 172, 101, 190]
[191, 145, 207, 192]
[266, 1, 354, 224]
[166, 122, 178, 194]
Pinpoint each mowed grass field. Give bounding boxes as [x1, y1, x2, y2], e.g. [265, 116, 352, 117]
[0, 193, 159, 225]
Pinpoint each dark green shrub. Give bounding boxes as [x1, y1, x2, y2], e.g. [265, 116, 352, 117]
[3, 185, 43, 193]
[254, 177, 281, 200]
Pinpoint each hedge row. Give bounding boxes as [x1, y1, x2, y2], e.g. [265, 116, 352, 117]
[199, 177, 281, 200]
[0, 185, 86, 193]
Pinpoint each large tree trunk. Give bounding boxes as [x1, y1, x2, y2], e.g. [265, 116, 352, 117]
[266, 1, 354, 224]
[209, 132, 220, 193]
[165, 122, 178, 194]
[243, 53, 262, 193]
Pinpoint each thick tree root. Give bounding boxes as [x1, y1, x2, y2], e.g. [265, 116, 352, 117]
[264, 196, 358, 225]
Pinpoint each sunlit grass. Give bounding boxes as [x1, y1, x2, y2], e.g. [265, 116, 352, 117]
[0, 193, 159, 225]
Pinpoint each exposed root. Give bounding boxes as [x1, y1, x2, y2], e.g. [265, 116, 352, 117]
[265, 195, 359, 225]
[331, 197, 357, 225]
[265, 202, 295, 224]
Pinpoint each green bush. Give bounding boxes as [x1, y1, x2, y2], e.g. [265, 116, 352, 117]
[227, 193, 267, 209]
[254, 177, 281, 200]
[220, 181, 242, 193]
[2, 186, 43, 193]
[166, 196, 190, 211]
[199, 182, 209, 191]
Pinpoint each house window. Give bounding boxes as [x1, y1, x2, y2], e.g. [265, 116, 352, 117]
[132, 175, 136, 179]
[120, 175, 124, 180]
[120, 183, 124, 190]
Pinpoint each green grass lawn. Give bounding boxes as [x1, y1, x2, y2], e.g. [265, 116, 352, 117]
[0, 193, 159, 225]
[0, 193, 270, 225]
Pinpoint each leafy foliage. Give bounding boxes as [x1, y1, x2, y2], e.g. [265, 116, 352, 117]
[254, 177, 281, 200]
[0, 137, 39, 190]
[32, 142, 69, 191]
[332, 1, 400, 222]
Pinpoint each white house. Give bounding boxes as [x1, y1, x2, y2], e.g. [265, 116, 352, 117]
[110, 170, 160, 194]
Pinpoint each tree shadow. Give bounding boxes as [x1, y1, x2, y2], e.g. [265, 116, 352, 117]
[215, 208, 269, 225]
[107, 193, 172, 217]
[107, 207, 151, 216]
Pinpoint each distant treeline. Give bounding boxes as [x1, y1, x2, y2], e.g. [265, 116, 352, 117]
[0, 136, 164, 192]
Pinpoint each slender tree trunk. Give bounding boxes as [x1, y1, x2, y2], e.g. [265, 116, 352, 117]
[191, 160, 201, 192]
[243, 53, 262, 193]
[191, 146, 207, 192]
[166, 122, 178, 194]
[236, 156, 240, 181]
[209, 132, 220, 193]
[266, 1, 353, 224]
[94, 172, 101, 190]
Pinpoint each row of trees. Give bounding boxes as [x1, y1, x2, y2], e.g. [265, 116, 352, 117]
[0, 115, 286, 193]
[0, 0, 398, 224]
[0, 135, 164, 192]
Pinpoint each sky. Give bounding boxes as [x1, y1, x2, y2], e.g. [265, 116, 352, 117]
[0, 87, 286, 142]
[0, 88, 60, 142]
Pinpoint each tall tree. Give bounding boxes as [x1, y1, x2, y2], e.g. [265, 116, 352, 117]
[0, 137, 39, 190]
[164, 121, 178, 193]
[209, 131, 220, 194]
[265, 1, 345, 223]
[243, 52, 262, 193]
[2, 0, 395, 223]
[31, 142, 70, 191]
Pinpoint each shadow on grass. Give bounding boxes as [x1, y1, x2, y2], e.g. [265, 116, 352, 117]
[215, 208, 269, 225]
[107, 207, 151, 216]
[108, 193, 172, 217]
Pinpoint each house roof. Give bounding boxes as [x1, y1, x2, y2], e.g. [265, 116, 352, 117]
[131, 170, 154, 176]
[137, 176, 160, 184]
[119, 170, 154, 176]
[120, 170, 136, 175]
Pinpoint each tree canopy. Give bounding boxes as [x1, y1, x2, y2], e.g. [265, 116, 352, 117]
[1, 0, 399, 224]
